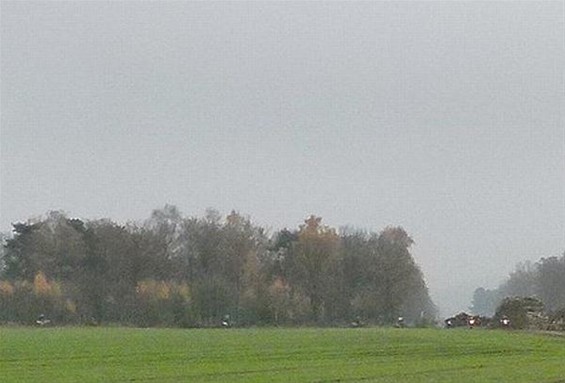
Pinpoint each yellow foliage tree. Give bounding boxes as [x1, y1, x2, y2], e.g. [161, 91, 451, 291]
[33, 271, 62, 297]
[33, 271, 50, 295]
[0, 280, 14, 296]
[137, 280, 190, 302]
[268, 277, 291, 324]
[294, 215, 340, 321]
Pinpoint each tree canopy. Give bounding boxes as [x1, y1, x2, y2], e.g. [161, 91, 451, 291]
[471, 254, 565, 318]
[0, 208, 436, 327]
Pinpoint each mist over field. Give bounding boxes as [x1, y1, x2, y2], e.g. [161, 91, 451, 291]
[1, 1, 563, 317]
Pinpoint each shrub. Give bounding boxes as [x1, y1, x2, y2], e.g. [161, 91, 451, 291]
[494, 296, 544, 329]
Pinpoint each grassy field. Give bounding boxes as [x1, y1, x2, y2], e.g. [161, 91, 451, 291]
[1, 327, 564, 382]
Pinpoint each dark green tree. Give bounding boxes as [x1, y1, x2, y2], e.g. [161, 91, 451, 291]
[494, 296, 544, 329]
[537, 256, 565, 312]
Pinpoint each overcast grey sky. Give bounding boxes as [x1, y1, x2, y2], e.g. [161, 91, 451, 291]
[1, 1, 563, 316]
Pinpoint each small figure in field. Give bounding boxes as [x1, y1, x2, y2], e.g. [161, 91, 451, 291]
[350, 316, 362, 328]
[36, 314, 51, 326]
[221, 314, 231, 328]
[445, 318, 454, 328]
[500, 316, 510, 328]
[396, 317, 405, 328]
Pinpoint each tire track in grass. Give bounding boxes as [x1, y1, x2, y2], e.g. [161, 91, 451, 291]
[119, 366, 305, 382]
[312, 362, 539, 383]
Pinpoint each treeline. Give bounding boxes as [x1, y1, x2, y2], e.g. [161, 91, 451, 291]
[0, 206, 436, 327]
[471, 254, 565, 317]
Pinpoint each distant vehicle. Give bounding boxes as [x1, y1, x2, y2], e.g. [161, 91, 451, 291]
[444, 312, 482, 329]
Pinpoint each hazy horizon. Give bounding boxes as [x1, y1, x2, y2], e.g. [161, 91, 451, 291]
[1, 1, 564, 316]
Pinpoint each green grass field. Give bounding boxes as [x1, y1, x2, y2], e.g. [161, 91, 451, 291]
[1, 327, 564, 382]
